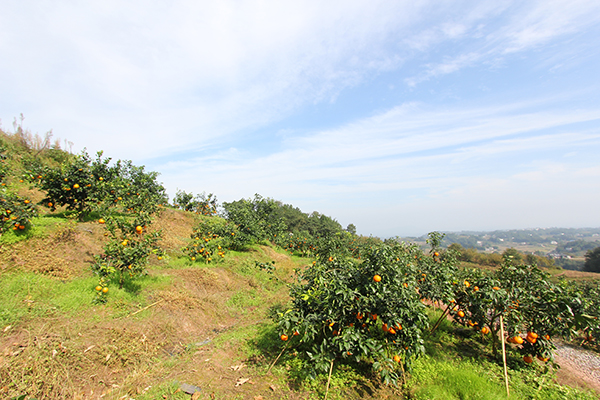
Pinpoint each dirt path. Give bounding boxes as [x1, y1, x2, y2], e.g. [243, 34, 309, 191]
[554, 342, 600, 395]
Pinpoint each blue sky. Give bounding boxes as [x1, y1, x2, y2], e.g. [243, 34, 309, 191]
[1, 1, 600, 237]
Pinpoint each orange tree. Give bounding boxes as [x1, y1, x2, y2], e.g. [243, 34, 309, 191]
[183, 216, 241, 263]
[104, 160, 168, 213]
[578, 281, 600, 346]
[90, 158, 167, 294]
[275, 240, 429, 386]
[348, 235, 382, 260]
[92, 213, 162, 288]
[413, 232, 460, 333]
[222, 194, 287, 246]
[173, 190, 218, 216]
[283, 231, 316, 258]
[452, 257, 595, 362]
[0, 147, 37, 232]
[34, 151, 120, 219]
[0, 190, 37, 233]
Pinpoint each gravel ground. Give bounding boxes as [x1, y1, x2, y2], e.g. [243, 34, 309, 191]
[554, 342, 600, 394]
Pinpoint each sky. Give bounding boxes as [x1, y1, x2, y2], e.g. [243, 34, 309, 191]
[1, 1, 600, 237]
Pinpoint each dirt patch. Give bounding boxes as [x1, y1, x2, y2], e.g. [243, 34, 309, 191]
[152, 207, 198, 252]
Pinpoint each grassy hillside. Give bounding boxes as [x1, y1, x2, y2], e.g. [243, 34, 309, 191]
[1, 127, 600, 399]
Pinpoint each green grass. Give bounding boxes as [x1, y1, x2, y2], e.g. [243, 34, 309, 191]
[409, 356, 510, 399]
[0, 270, 173, 327]
[0, 216, 73, 245]
[406, 308, 599, 400]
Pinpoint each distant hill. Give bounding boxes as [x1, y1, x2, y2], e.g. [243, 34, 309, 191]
[397, 228, 600, 271]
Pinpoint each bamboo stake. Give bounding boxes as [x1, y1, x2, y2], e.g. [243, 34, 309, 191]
[266, 341, 289, 374]
[399, 360, 407, 387]
[500, 315, 510, 398]
[125, 299, 164, 318]
[324, 358, 334, 400]
[429, 303, 451, 334]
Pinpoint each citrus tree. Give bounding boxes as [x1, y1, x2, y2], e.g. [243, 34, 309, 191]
[578, 281, 600, 346]
[173, 190, 218, 216]
[34, 151, 120, 219]
[183, 216, 241, 263]
[275, 241, 430, 386]
[452, 257, 595, 363]
[0, 191, 37, 233]
[92, 210, 163, 291]
[222, 194, 287, 245]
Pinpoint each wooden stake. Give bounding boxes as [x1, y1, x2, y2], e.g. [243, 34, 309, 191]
[399, 359, 407, 387]
[429, 303, 451, 334]
[500, 315, 510, 398]
[266, 342, 289, 374]
[324, 358, 334, 400]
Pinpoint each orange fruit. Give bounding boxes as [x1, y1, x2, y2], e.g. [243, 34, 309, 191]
[73, 184, 79, 189]
[95, 286, 102, 291]
[433, 252, 439, 257]
[388, 328, 396, 334]
[135, 225, 143, 233]
[481, 327, 490, 335]
[382, 323, 388, 332]
[48, 202, 53, 207]
[393, 355, 401, 363]
[373, 275, 382, 282]
[457, 311, 465, 318]
[513, 336, 524, 344]
[492, 286, 500, 290]
[523, 355, 533, 364]
[102, 287, 109, 294]
[280, 334, 288, 341]
[293, 331, 300, 336]
[464, 280, 470, 288]
[537, 355, 549, 362]
[527, 332, 538, 339]
[98, 218, 105, 224]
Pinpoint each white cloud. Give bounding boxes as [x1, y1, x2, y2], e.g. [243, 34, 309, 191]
[1, 1, 599, 236]
[158, 99, 600, 235]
